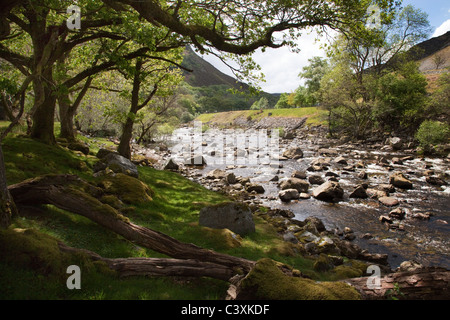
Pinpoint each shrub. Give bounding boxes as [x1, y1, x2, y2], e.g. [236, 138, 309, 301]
[415, 120, 450, 151]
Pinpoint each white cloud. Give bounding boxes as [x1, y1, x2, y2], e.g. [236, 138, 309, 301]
[201, 29, 331, 94]
[433, 19, 450, 37]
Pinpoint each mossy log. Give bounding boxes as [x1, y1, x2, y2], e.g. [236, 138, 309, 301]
[58, 242, 236, 281]
[8, 174, 255, 276]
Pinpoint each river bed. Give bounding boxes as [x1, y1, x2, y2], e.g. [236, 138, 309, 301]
[159, 126, 450, 270]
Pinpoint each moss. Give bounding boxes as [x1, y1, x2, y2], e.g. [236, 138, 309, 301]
[100, 195, 124, 209]
[239, 258, 360, 300]
[313, 254, 334, 272]
[100, 173, 153, 204]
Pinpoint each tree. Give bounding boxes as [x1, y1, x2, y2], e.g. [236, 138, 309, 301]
[298, 56, 330, 105]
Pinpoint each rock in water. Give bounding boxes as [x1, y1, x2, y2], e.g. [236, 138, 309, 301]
[199, 202, 255, 236]
[389, 172, 413, 189]
[312, 181, 344, 202]
[279, 189, 300, 202]
[279, 178, 309, 193]
[282, 147, 303, 159]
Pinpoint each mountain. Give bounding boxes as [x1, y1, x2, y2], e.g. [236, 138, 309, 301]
[181, 46, 252, 90]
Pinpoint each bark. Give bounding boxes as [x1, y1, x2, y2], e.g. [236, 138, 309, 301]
[58, 242, 234, 281]
[0, 143, 17, 229]
[8, 174, 255, 275]
[344, 267, 450, 300]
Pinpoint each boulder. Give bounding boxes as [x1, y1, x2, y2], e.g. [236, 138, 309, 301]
[199, 202, 255, 236]
[96, 148, 115, 159]
[312, 181, 344, 202]
[163, 158, 179, 171]
[291, 170, 307, 179]
[97, 153, 139, 178]
[68, 142, 90, 155]
[426, 176, 447, 186]
[389, 208, 405, 220]
[378, 196, 399, 207]
[389, 172, 413, 189]
[334, 156, 347, 165]
[349, 185, 368, 199]
[206, 169, 227, 180]
[226, 172, 237, 184]
[389, 137, 403, 150]
[282, 147, 303, 159]
[279, 178, 309, 193]
[279, 189, 300, 202]
[308, 175, 325, 185]
[246, 183, 265, 194]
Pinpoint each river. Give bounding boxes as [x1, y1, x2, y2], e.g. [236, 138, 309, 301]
[160, 125, 450, 270]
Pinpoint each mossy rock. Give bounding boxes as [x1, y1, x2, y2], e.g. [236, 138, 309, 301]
[201, 226, 243, 250]
[237, 258, 360, 300]
[313, 254, 335, 272]
[100, 173, 154, 205]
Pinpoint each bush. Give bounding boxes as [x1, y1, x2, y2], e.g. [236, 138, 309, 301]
[415, 120, 450, 151]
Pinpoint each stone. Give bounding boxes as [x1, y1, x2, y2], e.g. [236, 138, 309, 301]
[389, 208, 405, 220]
[389, 172, 413, 189]
[278, 189, 300, 202]
[391, 157, 403, 165]
[206, 169, 227, 180]
[334, 156, 347, 165]
[357, 170, 368, 179]
[246, 183, 265, 194]
[308, 175, 325, 185]
[226, 172, 237, 184]
[389, 137, 403, 150]
[426, 176, 447, 186]
[100, 153, 139, 178]
[379, 215, 393, 224]
[378, 196, 399, 207]
[366, 188, 388, 199]
[282, 147, 303, 159]
[163, 158, 179, 171]
[279, 178, 309, 193]
[349, 185, 368, 199]
[199, 202, 255, 236]
[96, 148, 115, 159]
[304, 217, 326, 233]
[283, 232, 299, 244]
[312, 181, 344, 202]
[291, 170, 307, 179]
[398, 260, 423, 272]
[299, 193, 310, 199]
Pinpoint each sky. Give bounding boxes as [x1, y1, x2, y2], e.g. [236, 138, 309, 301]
[201, 0, 450, 94]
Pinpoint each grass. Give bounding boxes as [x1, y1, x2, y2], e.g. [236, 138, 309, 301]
[0, 121, 341, 300]
[195, 107, 328, 127]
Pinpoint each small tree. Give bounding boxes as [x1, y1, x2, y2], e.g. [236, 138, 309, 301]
[415, 120, 450, 153]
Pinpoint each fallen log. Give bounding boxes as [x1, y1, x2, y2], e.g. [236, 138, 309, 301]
[58, 242, 235, 281]
[344, 267, 450, 300]
[8, 174, 255, 276]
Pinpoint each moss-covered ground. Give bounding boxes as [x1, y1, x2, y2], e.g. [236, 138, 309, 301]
[0, 122, 359, 300]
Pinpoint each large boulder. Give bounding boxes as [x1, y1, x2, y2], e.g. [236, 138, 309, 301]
[199, 202, 255, 236]
[279, 178, 309, 193]
[278, 189, 300, 202]
[389, 172, 413, 189]
[312, 181, 344, 202]
[282, 147, 303, 159]
[389, 137, 403, 150]
[95, 153, 139, 178]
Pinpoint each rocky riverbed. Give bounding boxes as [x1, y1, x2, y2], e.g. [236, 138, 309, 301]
[141, 123, 450, 271]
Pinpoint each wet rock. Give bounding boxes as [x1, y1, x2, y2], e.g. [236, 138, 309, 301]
[376, 184, 396, 194]
[389, 137, 403, 150]
[206, 169, 227, 180]
[308, 175, 325, 185]
[389, 172, 413, 189]
[299, 193, 310, 199]
[279, 178, 309, 193]
[282, 147, 303, 159]
[291, 170, 307, 179]
[246, 183, 265, 194]
[378, 196, 399, 207]
[226, 172, 237, 184]
[349, 185, 368, 199]
[312, 181, 344, 202]
[410, 211, 431, 220]
[389, 208, 405, 220]
[379, 215, 393, 224]
[357, 170, 368, 179]
[391, 157, 403, 165]
[163, 158, 179, 171]
[304, 217, 326, 233]
[279, 189, 300, 202]
[334, 156, 347, 165]
[426, 176, 447, 186]
[199, 202, 255, 236]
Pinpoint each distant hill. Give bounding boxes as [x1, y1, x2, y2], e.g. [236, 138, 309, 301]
[180, 46, 280, 111]
[181, 46, 250, 90]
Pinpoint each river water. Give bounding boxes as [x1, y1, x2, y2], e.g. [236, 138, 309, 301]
[163, 126, 450, 270]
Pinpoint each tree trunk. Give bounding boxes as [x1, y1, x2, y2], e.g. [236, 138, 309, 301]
[58, 242, 235, 281]
[117, 117, 134, 159]
[0, 143, 17, 229]
[344, 267, 450, 300]
[8, 174, 255, 274]
[58, 95, 76, 142]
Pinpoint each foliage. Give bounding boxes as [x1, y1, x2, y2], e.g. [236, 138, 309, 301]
[415, 120, 450, 151]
